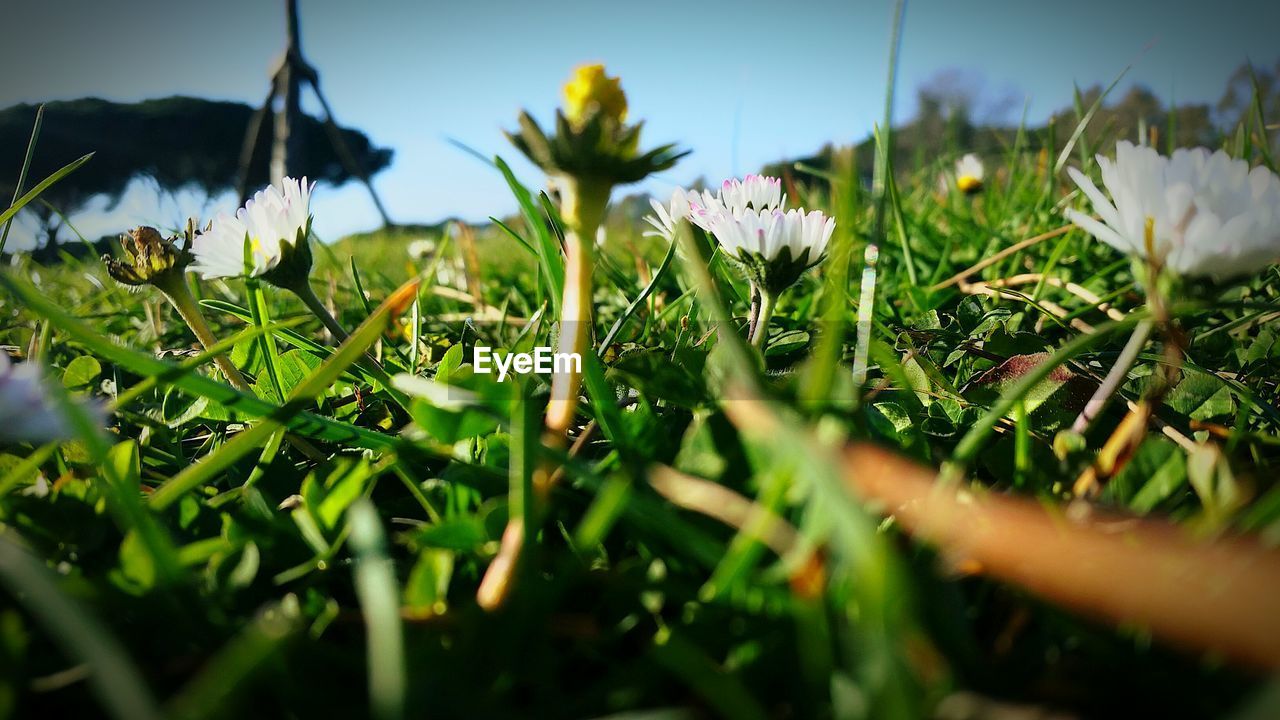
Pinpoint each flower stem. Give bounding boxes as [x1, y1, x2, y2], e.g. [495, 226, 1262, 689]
[749, 289, 777, 350]
[291, 280, 350, 342]
[745, 283, 762, 342]
[478, 175, 610, 611]
[543, 176, 608, 441]
[1070, 318, 1154, 434]
[156, 276, 252, 392]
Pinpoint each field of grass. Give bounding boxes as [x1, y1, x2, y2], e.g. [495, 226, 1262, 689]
[3, 26, 1280, 720]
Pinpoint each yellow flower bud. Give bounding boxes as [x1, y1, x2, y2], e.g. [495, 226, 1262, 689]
[562, 64, 627, 127]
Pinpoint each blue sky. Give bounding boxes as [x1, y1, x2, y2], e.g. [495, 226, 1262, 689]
[2, 0, 1278, 247]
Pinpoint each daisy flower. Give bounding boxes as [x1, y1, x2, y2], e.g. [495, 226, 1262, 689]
[642, 189, 696, 241]
[642, 174, 835, 347]
[0, 353, 96, 445]
[687, 174, 785, 230]
[707, 203, 835, 349]
[1066, 142, 1280, 280]
[190, 177, 314, 281]
[955, 153, 985, 194]
[704, 207, 835, 289]
[407, 238, 437, 261]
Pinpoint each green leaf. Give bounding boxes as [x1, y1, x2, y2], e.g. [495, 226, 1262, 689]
[115, 531, 156, 592]
[1167, 374, 1235, 421]
[1126, 439, 1189, 514]
[62, 355, 102, 390]
[405, 517, 488, 552]
[403, 549, 453, 616]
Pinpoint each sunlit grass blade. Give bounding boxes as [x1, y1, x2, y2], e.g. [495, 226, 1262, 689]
[0, 152, 94, 231]
[494, 155, 564, 309]
[1, 273, 399, 450]
[348, 500, 406, 720]
[0, 104, 45, 255]
[147, 277, 420, 509]
[1054, 66, 1130, 174]
[598, 240, 677, 351]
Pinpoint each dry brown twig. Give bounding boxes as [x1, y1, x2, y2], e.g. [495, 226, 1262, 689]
[930, 224, 1075, 291]
[718, 393, 1280, 671]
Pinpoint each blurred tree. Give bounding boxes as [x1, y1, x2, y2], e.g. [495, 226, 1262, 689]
[1217, 59, 1280, 149]
[0, 96, 392, 247]
[762, 71, 1249, 190]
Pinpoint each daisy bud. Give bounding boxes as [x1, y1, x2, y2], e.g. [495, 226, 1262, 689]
[562, 63, 627, 128]
[102, 225, 191, 289]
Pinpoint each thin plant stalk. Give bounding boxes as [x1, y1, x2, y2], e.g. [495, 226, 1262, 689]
[543, 176, 608, 442]
[749, 289, 777, 349]
[477, 175, 609, 611]
[745, 283, 762, 343]
[291, 279, 351, 343]
[1070, 318, 1154, 433]
[154, 276, 253, 392]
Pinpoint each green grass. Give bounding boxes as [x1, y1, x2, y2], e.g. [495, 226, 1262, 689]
[3, 50, 1280, 720]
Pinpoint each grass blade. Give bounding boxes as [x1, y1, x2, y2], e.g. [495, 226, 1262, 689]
[147, 277, 420, 509]
[1, 273, 399, 449]
[348, 500, 406, 720]
[0, 533, 163, 720]
[0, 152, 94, 231]
[0, 104, 45, 255]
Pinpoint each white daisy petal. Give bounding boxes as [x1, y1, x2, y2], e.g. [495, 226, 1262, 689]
[1065, 144, 1280, 280]
[189, 177, 313, 280]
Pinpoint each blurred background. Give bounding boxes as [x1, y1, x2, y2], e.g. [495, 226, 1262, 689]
[1, 0, 1278, 250]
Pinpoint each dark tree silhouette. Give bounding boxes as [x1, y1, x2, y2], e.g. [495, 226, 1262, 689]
[0, 96, 393, 246]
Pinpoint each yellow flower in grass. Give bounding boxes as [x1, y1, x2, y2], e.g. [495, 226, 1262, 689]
[562, 64, 627, 127]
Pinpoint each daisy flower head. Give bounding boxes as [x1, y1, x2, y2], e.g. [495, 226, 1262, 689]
[0, 353, 100, 445]
[705, 207, 835, 295]
[642, 188, 697, 241]
[686, 175, 786, 232]
[717, 174, 785, 214]
[407, 238, 437, 262]
[1066, 142, 1280, 281]
[190, 177, 314, 285]
[955, 153, 985, 194]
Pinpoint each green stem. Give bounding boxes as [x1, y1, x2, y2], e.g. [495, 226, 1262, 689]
[246, 279, 286, 403]
[286, 277, 412, 411]
[544, 176, 608, 437]
[749, 290, 777, 350]
[292, 280, 350, 342]
[157, 276, 252, 392]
